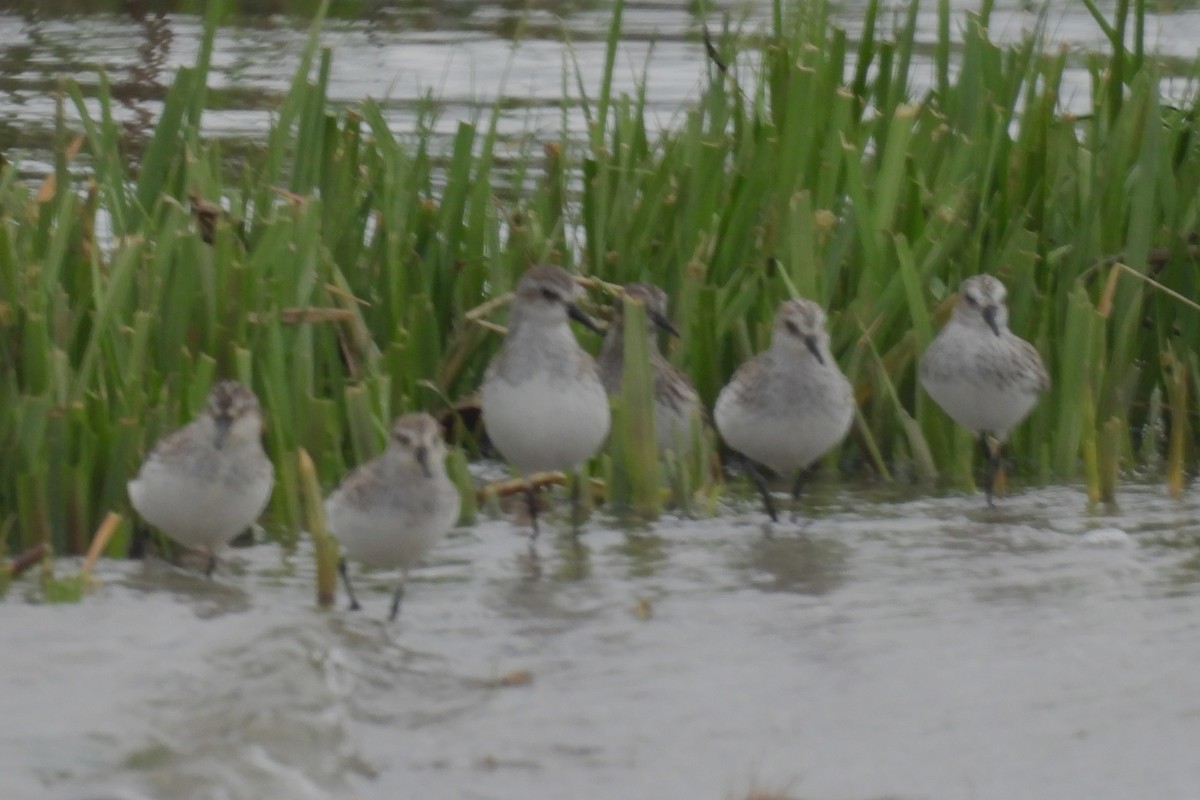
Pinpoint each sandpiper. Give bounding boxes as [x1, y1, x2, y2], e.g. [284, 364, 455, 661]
[128, 380, 275, 574]
[919, 273, 1049, 503]
[325, 412, 460, 621]
[480, 264, 611, 533]
[714, 298, 855, 521]
[596, 283, 702, 454]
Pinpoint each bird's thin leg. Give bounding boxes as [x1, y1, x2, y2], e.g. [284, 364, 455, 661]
[748, 464, 779, 523]
[979, 433, 999, 507]
[989, 438, 1006, 505]
[569, 470, 584, 537]
[338, 557, 361, 611]
[128, 521, 149, 560]
[791, 468, 809, 503]
[524, 539, 543, 578]
[789, 468, 810, 523]
[526, 480, 541, 541]
[388, 578, 406, 622]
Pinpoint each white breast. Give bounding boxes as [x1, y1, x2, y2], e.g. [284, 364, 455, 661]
[715, 379, 854, 475]
[325, 482, 459, 571]
[482, 370, 611, 474]
[128, 458, 274, 550]
[920, 327, 1045, 439]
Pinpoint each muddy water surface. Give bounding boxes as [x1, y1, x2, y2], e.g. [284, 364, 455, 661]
[4, 483, 1200, 799]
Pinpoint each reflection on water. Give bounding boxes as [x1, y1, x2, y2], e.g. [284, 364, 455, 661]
[5, 484, 1200, 799]
[109, 7, 172, 142]
[0, 0, 724, 171]
[121, 561, 257, 617]
[741, 532, 849, 595]
[614, 528, 668, 577]
[7, 1, 1200, 174]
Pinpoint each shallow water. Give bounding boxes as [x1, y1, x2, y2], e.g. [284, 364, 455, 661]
[5, 482, 1200, 799]
[5, 1, 1200, 174]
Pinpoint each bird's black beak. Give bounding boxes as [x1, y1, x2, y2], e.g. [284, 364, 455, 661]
[804, 336, 825, 365]
[567, 302, 604, 335]
[649, 309, 681, 338]
[982, 305, 1001, 337]
[213, 415, 232, 449]
[415, 445, 432, 478]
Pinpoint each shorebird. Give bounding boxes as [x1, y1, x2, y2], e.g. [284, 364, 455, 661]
[325, 412, 460, 621]
[596, 282, 701, 454]
[919, 273, 1049, 503]
[128, 380, 274, 574]
[714, 298, 855, 521]
[480, 264, 611, 534]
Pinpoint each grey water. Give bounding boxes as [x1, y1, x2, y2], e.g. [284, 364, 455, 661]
[5, 0, 1200, 175]
[5, 483, 1200, 799]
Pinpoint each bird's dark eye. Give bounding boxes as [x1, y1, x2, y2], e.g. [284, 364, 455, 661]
[541, 288, 558, 302]
[395, 434, 412, 447]
[964, 293, 978, 307]
[785, 320, 801, 336]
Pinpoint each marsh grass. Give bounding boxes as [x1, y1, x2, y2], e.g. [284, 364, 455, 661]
[3, 0, 1200, 559]
[608, 295, 664, 519]
[297, 449, 336, 607]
